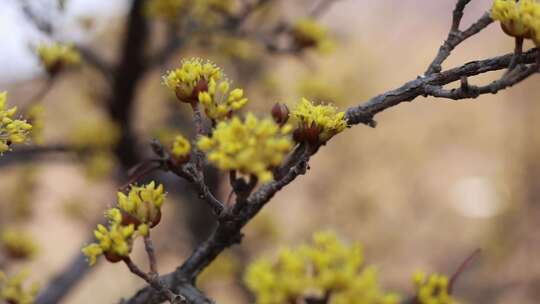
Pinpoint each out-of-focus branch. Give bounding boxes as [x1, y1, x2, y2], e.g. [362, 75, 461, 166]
[77, 46, 113, 79]
[0, 144, 76, 167]
[35, 252, 94, 304]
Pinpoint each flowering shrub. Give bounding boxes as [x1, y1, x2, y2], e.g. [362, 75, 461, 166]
[1, 0, 539, 303]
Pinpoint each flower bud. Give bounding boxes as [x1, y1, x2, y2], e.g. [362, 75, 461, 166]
[271, 103, 289, 125]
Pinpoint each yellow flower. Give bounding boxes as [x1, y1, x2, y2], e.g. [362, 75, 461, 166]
[292, 18, 334, 52]
[198, 78, 249, 121]
[0, 92, 32, 153]
[36, 42, 81, 74]
[291, 98, 347, 143]
[145, 0, 186, 21]
[82, 211, 135, 266]
[244, 231, 399, 304]
[171, 134, 191, 160]
[0, 228, 39, 260]
[197, 113, 293, 182]
[0, 270, 40, 304]
[413, 272, 457, 304]
[492, 0, 540, 44]
[163, 58, 223, 103]
[117, 181, 166, 227]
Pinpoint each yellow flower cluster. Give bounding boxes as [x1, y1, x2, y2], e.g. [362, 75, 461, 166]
[492, 0, 540, 44]
[163, 58, 223, 103]
[0, 271, 39, 304]
[171, 134, 191, 160]
[1, 229, 39, 260]
[292, 18, 334, 52]
[36, 43, 81, 74]
[199, 78, 249, 121]
[145, 0, 186, 21]
[244, 231, 400, 304]
[0, 92, 32, 153]
[198, 113, 293, 182]
[291, 98, 347, 143]
[412, 271, 458, 304]
[82, 209, 137, 266]
[82, 182, 166, 265]
[117, 181, 166, 228]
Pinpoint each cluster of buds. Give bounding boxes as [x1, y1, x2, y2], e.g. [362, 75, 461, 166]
[163, 58, 223, 105]
[0, 92, 32, 153]
[290, 98, 348, 145]
[164, 58, 248, 121]
[82, 182, 166, 265]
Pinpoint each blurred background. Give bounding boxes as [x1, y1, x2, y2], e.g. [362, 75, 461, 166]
[1, 0, 539, 303]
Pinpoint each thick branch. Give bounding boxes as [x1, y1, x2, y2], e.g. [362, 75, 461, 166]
[346, 48, 538, 126]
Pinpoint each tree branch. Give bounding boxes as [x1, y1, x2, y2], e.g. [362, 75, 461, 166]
[425, 11, 494, 75]
[345, 48, 539, 126]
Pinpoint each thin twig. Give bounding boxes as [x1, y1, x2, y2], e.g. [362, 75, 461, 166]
[425, 12, 494, 75]
[123, 257, 184, 304]
[144, 235, 159, 278]
[448, 249, 482, 295]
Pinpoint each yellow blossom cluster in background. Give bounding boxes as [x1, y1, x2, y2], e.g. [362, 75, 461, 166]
[145, 0, 235, 25]
[291, 98, 347, 143]
[145, 0, 186, 22]
[0, 270, 39, 304]
[297, 76, 345, 106]
[71, 118, 120, 179]
[192, 0, 236, 26]
[0, 92, 32, 153]
[36, 43, 81, 74]
[71, 118, 119, 150]
[0, 228, 39, 260]
[412, 271, 458, 304]
[244, 231, 400, 304]
[164, 58, 223, 103]
[292, 18, 334, 52]
[213, 36, 260, 62]
[491, 0, 540, 44]
[198, 78, 248, 121]
[82, 182, 166, 265]
[198, 113, 293, 182]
